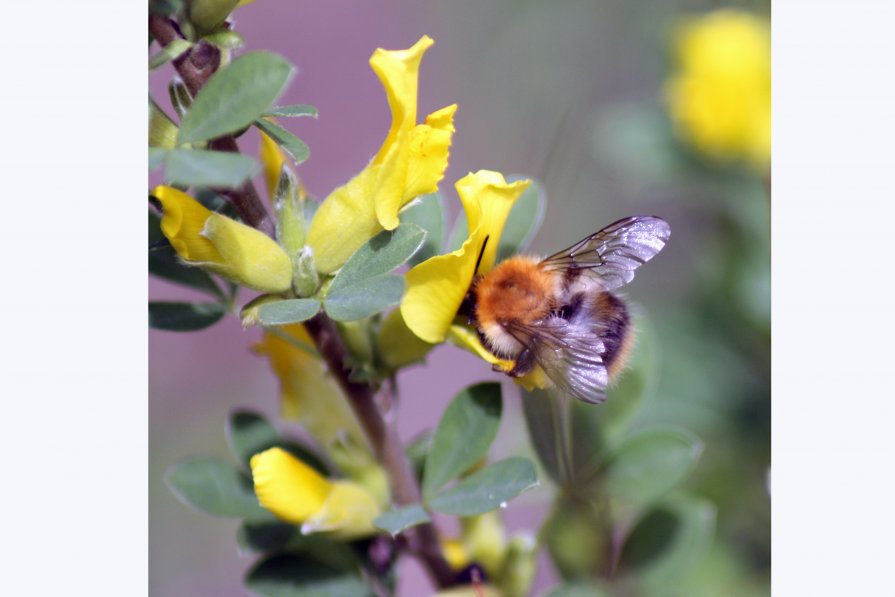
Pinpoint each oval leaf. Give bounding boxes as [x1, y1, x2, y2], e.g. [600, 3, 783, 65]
[149, 97, 178, 149]
[427, 457, 538, 517]
[149, 301, 226, 331]
[636, 495, 716, 588]
[373, 504, 431, 537]
[164, 148, 260, 189]
[149, 38, 191, 69]
[165, 457, 274, 521]
[246, 554, 371, 597]
[254, 118, 310, 165]
[330, 224, 426, 292]
[401, 193, 446, 266]
[324, 275, 405, 321]
[258, 299, 321, 325]
[520, 388, 567, 487]
[227, 410, 281, 467]
[237, 521, 297, 556]
[265, 104, 319, 118]
[497, 177, 546, 262]
[422, 382, 503, 498]
[177, 51, 294, 144]
[603, 427, 703, 506]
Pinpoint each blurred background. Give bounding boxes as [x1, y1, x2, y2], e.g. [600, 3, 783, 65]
[149, 0, 770, 594]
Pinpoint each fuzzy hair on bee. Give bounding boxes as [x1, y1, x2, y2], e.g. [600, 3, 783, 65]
[465, 215, 670, 404]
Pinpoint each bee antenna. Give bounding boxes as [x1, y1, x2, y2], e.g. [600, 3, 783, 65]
[473, 236, 489, 276]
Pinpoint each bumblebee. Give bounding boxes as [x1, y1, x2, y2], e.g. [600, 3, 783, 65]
[467, 216, 670, 404]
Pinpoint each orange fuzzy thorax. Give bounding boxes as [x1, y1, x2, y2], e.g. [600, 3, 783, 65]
[472, 256, 560, 356]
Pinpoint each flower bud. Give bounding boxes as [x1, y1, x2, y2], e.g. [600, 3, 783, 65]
[188, 0, 240, 33]
[153, 186, 293, 293]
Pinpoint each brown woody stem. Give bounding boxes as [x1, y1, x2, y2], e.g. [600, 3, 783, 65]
[149, 15, 274, 236]
[303, 315, 456, 588]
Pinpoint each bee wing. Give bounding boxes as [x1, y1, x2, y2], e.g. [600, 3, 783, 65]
[541, 216, 670, 290]
[507, 317, 609, 404]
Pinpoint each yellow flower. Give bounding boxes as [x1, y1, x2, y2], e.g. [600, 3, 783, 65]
[307, 36, 457, 274]
[250, 447, 381, 539]
[258, 128, 285, 200]
[399, 170, 550, 389]
[152, 185, 292, 293]
[664, 9, 770, 168]
[253, 324, 366, 448]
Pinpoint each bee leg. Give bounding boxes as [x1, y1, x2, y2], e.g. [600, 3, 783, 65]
[507, 348, 536, 377]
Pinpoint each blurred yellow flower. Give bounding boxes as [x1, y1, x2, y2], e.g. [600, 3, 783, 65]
[253, 324, 366, 447]
[307, 35, 457, 274]
[400, 171, 548, 389]
[664, 9, 770, 168]
[250, 447, 381, 539]
[258, 128, 285, 199]
[152, 185, 292, 293]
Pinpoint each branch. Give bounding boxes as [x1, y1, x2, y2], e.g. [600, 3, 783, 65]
[303, 314, 457, 588]
[149, 15, 274, 236]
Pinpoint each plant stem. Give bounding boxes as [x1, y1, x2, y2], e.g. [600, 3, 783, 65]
[303, 314, 456, 588]
[148, 15, 274, 236]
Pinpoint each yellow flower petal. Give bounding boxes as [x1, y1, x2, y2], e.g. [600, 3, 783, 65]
[250, 447, 331, 524]
[400, 171, 530, 343]
[369, 35, 434, 163]
[455, 170, 530, 275]
[442, 537, 470, 571]
[376, 104, 457, 230]
[253, 325, 368, 448]
[258, 128, 285, 200]
[664, 9, 770, 167]
[300, 480, 381, 539]
[153, 185, 293, 293]
[307, 37, 456, 274]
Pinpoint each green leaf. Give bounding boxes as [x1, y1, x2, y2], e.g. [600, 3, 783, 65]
[520, 388, 567, 486]
[323, 275, 405, 321]
[165, 457, 274, 521]
[543, 583, 613, 597]
[203, 30, 244, 50]
[164, 148, 260, 188]
[149, 38, 192, 69]
[236, 520, 297, 555]
[177, 51, 294, 144]
[618, 506, 680, 569]
[149, 211, 226, 298]
[330, 224, 426, 292]
[246, 554, 372, 597]
[149, 147, 167, 172]
[265, 104, 319, 118]
[634, 495, 716, 588]
[149, 97, 178, 149]
[149, 301, 227, 331]
[258, 299, 321, 325]
[401, 193, 446, 266]
[149, 244, 225, 299]
[497, 177, 546, 262]
[255, 118, 310, 164]
[227, 410, 281, 467]
[373, 504, 431, 537]
[422, 382, 503, 498]
[603, 427, 703, 508]
[427, 457, 538, 517]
